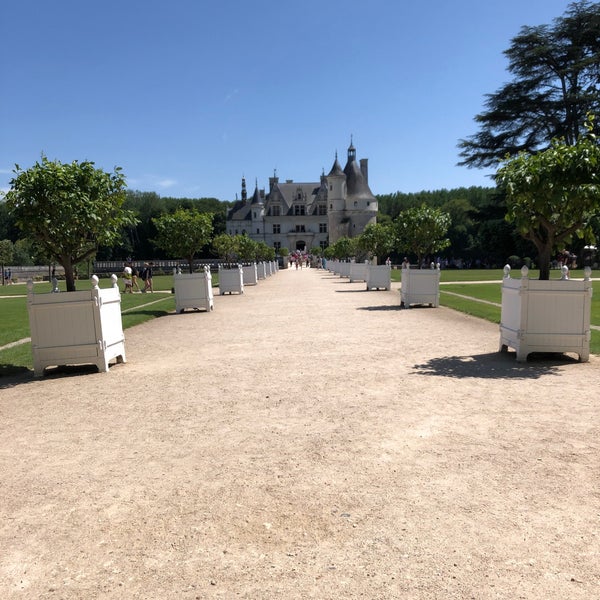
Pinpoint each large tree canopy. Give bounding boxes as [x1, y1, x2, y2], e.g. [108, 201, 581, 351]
[459, 1, 600, 169]
[5, 156, 134, 291]
[495, 118, 600, 280]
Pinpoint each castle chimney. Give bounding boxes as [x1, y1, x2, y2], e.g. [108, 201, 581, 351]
[360, 158, 369, 184]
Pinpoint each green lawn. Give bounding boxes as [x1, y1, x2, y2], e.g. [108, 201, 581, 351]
[0, 274, 213, 373]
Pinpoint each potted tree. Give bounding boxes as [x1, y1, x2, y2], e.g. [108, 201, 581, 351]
[355, 223, 393, 284]
[236, 234, 259, 285]
[213, 233, 244, 295]
[495, 118, 600, 361]
[395, 204, 450, 307]
[152, 208, 214, 313]
[278, 246, 290, 269]
[5, 157, 135, 376]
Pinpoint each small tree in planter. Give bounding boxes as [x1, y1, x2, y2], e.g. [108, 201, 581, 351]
[152, 208, 214, 273]
[496, 118, 600, 281]
[236, 235, 259, 284]
[212, 233, 239, 264]
[153, 209, 215, 312]
[5, 157, 135, 375]
[357, 222, 394, 265]
[236, 234, 258, 263]
[495, 119, 600, 360]
[394, 204, 451, 268]
[6, 156, 135, 291]
[278, 246, 290, 268]
[394, 205, 450, 306]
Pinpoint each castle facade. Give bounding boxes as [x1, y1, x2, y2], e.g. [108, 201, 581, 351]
[226, 141, 377, 253]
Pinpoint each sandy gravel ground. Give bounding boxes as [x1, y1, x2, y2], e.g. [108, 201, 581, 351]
[1, 267, 598, 599]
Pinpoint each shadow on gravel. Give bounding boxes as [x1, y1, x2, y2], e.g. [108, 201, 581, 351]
[412, 351, 579, 380]
[357, 305, 402, 311]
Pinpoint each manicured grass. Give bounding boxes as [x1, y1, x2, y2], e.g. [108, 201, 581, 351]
[439, 280, 600, 356]
[0, 297, 30, 346]
[0, 274, 215, 374]
[441, 283, 502, 304]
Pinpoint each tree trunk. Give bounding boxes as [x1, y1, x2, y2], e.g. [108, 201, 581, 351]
[537, 246, 552, 281]
[62, 258, 77, 291]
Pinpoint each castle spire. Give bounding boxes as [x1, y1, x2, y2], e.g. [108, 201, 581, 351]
[241, 175, 247, 204]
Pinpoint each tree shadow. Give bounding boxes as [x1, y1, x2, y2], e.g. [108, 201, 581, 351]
[411, 351, 578, 380]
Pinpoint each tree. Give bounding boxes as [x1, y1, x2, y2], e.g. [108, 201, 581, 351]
[357, 223, 394, 264]
[236, 234, 258, 262]
[5, 157, 135, 291]
[394, 204, 451, 268]
[327, 237, 354, 260]
[459, 1, 600, 168]
[0, 239, 13, 285]
[495, 117, 600, 280]
[152, 208, 214, 273]
[254, 241, 275, 262]
[212, 233, 239, 262]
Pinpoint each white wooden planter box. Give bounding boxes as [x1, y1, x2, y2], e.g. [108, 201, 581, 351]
[366, 264, 391, 290]
[242, 263, 258, 285]
[266, 261, 273, 276]
[400, 265, 441, 307]
[174, 267, 214, 313]
[499, 265, 592, 362]
[27, 276, 126, 377]
[257, 262, 267, 279]
[218, 264, 244, 295]
[339, 262, 351, 278]
[349, 262, 369, 282]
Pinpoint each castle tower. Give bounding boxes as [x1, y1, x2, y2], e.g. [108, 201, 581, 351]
[326, 152, 348, 243]
[342, 139, 377, 237]
[250, 180, 264, 237]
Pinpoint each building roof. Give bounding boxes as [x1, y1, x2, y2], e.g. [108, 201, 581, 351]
[344, 154, 376, 202]
[328, 154, 345, 177]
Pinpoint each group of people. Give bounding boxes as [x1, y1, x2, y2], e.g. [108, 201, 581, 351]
[122, 262, 153, 294]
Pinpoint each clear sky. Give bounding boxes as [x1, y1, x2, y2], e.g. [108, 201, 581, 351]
[1, 0, 575, 201]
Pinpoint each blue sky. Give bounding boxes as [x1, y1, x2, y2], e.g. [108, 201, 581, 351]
[1, 0, 575, 201]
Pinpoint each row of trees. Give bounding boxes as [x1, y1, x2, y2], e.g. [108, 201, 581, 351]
[324, 205, 451, 268]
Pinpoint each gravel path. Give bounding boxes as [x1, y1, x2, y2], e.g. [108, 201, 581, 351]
[1, 267, 598, 599]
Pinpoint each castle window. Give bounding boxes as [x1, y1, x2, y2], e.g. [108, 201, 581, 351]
[257, 228, 260, 234]
[295, 224, 306, 233]
[319, 223, 327, 233]
[320, 240, 327, 250]
[354, 201, 358, 207]
[318, 204, 327, 215]
[273, 224, 280, 234]
[272, 205, 281, 216]
[294, 205, 305, 216]
[274, 241, 281, 250]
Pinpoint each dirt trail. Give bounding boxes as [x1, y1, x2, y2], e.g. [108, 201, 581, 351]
[1, 267, 598, 599]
